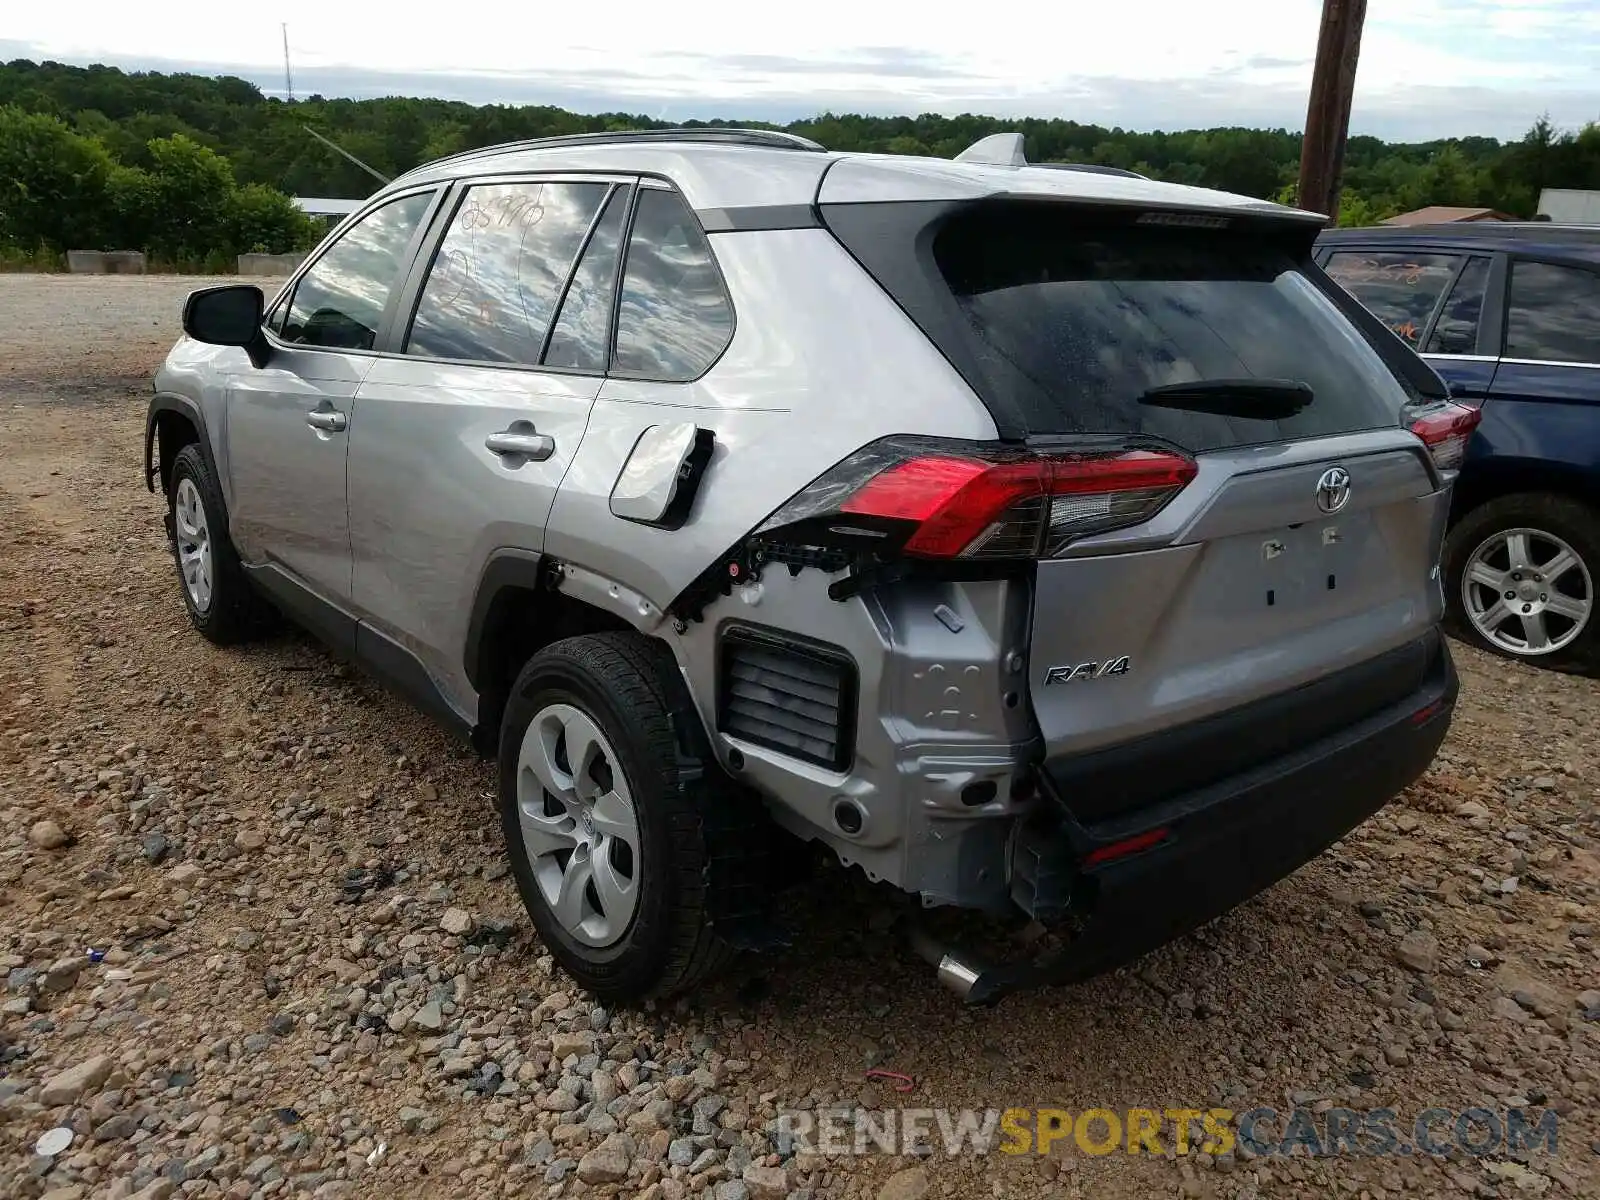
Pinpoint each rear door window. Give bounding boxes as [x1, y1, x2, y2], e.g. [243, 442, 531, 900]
[935, 210, 1415, 453]
[405, 180, 609, 365]
[1423, 255, 1491, 355]
[1323, 250, 1461, 347]
[1505, 260, 1600, 364]
[544, 187, 629, 372]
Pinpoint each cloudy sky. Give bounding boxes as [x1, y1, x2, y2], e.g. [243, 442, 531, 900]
[6, 0, 1598, 141]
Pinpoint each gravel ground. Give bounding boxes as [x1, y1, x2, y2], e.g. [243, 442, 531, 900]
[1, 274, 1598, 1200]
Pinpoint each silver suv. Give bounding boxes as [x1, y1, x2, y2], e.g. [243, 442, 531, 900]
[147, 129, 1469, 1005]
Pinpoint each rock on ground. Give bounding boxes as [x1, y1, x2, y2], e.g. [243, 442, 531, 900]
[877, 1166, 931, 1200]
[39, 1054, 114, 1106]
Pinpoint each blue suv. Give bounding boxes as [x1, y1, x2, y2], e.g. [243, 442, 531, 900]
[1317, 223, 1600, 671]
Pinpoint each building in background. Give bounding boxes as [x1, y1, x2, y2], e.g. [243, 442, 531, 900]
[1381, 205, 1515, 226]
[292, 197, 364, 235]
[292, 197, 364, 218]
[1537, 189, 1600, 226]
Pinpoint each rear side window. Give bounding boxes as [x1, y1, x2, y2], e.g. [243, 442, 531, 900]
[934, 210, 1414, 452]
[280, 191, 434, 350]
[1323, 250, 1461, 347]
[612, 188, 734, 381]
[1505, 261, 1600, 364]
[1424, 256, 1491, 355]
[405, 181, 609, 365]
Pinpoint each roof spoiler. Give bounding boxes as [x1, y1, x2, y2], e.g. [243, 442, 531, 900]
[952, 134, 1152, 180]
[954, 132, 1027, 167]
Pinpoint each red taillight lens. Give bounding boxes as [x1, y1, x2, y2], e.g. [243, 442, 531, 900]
[841, 457, 1043, 558]
[759, 438, 1197, 561]
[1409, 402, 1482, 472]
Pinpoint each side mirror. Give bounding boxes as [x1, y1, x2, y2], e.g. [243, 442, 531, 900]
[182, 284, 270, 367]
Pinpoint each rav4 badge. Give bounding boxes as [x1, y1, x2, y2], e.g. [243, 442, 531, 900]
[1043, 657, 1131, 685]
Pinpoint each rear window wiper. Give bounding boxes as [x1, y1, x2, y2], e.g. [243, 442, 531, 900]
[1138, 378, 1313, 420]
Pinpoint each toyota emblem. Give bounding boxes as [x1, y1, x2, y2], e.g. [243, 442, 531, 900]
[1315, 466, 1352, 514]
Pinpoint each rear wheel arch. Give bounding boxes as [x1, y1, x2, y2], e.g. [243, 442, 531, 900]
[1450, 456, 1600, 525]
[465, 552, 647, 753]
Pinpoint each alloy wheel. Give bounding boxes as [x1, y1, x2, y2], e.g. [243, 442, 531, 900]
[174, 477, 214, 613]
[515, 702, 642, 947]
[1461, 526, 1593, 656]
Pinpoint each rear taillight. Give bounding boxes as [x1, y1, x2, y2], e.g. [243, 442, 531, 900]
[756, 437, 1197, 560]
[1409, 402, 1482, 472]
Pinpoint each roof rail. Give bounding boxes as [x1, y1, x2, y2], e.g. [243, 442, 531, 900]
[954, 132, 1027, 167]
[419, 127, 826, 172]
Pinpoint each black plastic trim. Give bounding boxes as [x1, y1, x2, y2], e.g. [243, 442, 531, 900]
[1478, 252, 1510, 358]
[540, 181, 627, 366]
[144, 393, 213, 494]
[462, 549, 546, 693]
[355, 622, 473, 740]
[716, 623, 859, 772]
[244, 563, 358, 657]
[243, 562, 471, 740]
[698, 204, 822, 233]
[604, 182, 644, 376]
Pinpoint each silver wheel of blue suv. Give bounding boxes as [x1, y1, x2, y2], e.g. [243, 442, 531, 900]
[153, 128, 1461, 1003]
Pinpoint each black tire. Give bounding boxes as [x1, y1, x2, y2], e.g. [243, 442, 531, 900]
[166, 444, 275, 645]
[498, 633, 740, 1002]
[1442, 491, 1600, 672]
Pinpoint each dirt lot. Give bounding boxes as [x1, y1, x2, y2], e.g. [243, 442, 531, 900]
[1, 274, 1598, 1200]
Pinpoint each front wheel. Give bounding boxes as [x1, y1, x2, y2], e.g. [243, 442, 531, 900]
[497, 633, 736, 1002]
[166, 444, 275, 645]
[1442, 492, 1598, 672]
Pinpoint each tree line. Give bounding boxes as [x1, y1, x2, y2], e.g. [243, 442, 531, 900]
[3, 57, 1599, 265]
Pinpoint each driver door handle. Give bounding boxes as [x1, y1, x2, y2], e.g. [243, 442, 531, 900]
[485, 429, 555, 461]
[305, 409, 347, 433]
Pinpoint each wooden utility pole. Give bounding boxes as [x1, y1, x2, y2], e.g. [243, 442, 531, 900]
[1297, 0, 1367, 224]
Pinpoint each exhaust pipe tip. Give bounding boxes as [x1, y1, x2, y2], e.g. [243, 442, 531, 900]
[935, 953, 983, 1001]
[906, 920, 1005, 1004]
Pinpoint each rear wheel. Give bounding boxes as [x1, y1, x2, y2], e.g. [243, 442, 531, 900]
[498, 633, 738, 1001]
[1443, 492, 1598, 671]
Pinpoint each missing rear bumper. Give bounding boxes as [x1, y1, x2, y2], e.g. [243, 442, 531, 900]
[914, 639, 1458, 1004]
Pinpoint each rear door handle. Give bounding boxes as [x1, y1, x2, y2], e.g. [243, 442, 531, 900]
[305, 409, 347, 433]
[486, 428, 555, 461]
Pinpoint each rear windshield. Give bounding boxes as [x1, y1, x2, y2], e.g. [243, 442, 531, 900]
[933, 207, 1415, 451]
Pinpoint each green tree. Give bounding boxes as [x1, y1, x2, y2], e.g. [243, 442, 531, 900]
[225, 183, 318, 254]
[141, 133, 235, 258]
[1337, 190, 1389, 227]
[102, 162, 160, 249]
[4, 60, 1597, 259]
[0, 105, 113, 249]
